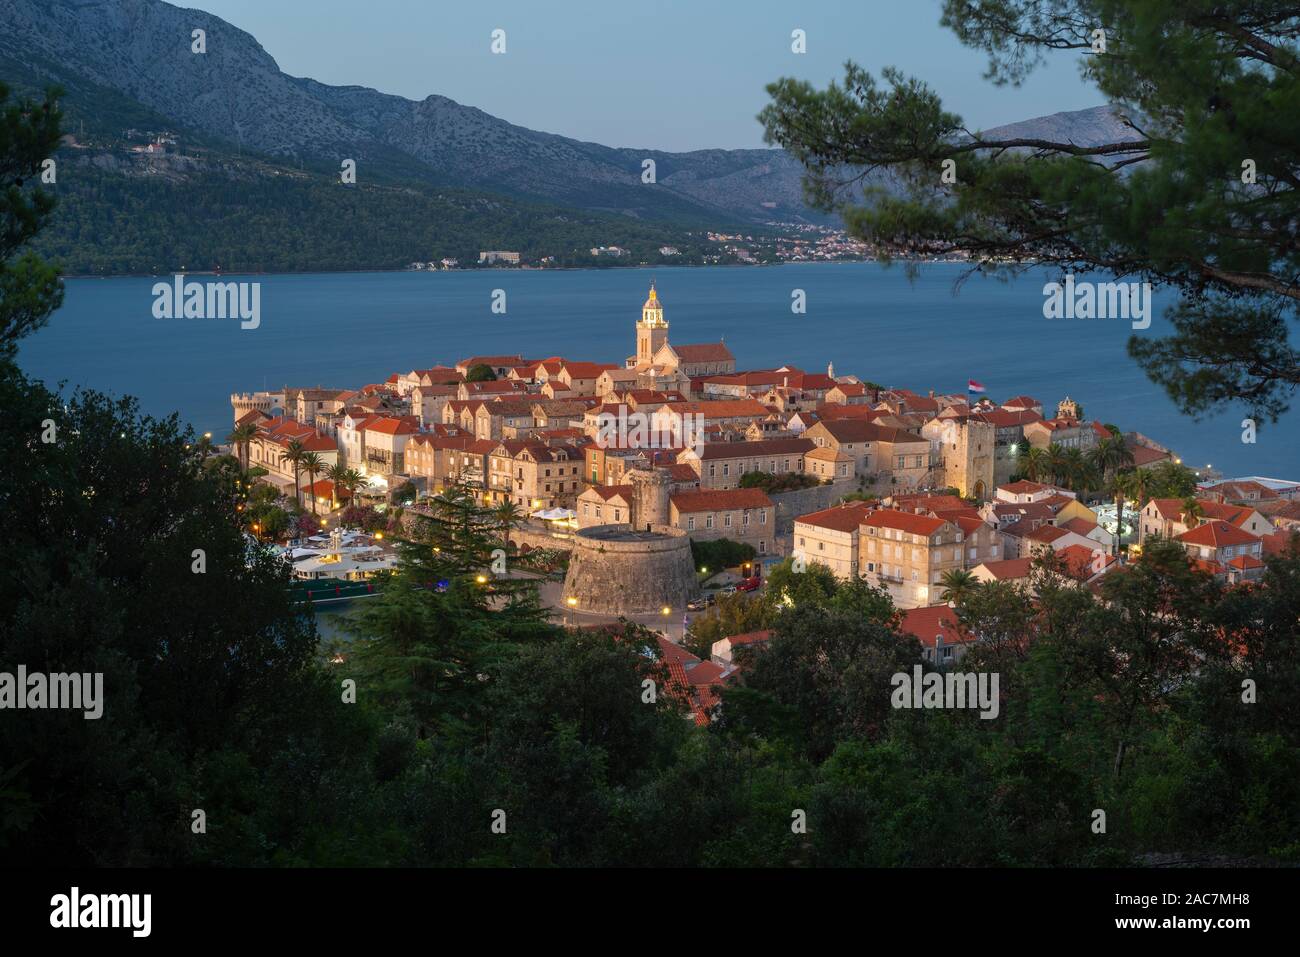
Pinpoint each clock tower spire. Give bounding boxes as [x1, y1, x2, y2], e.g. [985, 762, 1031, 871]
[636, 280, 668, 367]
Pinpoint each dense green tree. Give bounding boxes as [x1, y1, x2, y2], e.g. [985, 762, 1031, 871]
[724, 604, 923, 761]
[344, 484, 555, 740]
[761, 2, 1300, 424]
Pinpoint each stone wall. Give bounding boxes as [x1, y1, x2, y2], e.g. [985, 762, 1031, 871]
[563, 524, 700, 616]
[769, 478, 860, 534]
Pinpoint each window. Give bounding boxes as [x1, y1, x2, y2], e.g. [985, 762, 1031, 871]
[709, 463, 716, 477]
[687, 516, 695, 531]
[759, 541, 766, 554]
[743, 511, 750, 526]
[760, 510, 766, 525]
[867, 562, 875, 572]
[706, 515, 714, 529]
[818, 542, 824, 551]
[723, 463, 730, 477]
[724, 514, 732, 528]
[798, 536, 805, 546]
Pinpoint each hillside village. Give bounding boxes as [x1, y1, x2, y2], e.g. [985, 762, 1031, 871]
[228, 282, 1300, 695]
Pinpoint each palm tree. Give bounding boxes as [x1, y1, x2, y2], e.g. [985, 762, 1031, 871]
[938, 568, 978, 607]
[1089, 434, 1136, 554]
[1046, 443, 1070, 487]
[494, 499, 524, 552]
[280, 439, 307, 508]
[1180, 496, 1205, 530]
[326, 462, 349, 510]
[227, 422, 258, 472]
[300, 452, 324, 515]
[1089, 431, 1136, 486]
[1113, 467, 1151, 552]
[1063, 448, 1090, 492]
[339, 468, 366, 511]
[1018, 445, 1049, 482]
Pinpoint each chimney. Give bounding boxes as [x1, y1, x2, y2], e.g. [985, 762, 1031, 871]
[935, 633, 944, 662]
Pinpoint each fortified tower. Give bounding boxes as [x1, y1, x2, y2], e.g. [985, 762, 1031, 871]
[628, 463, 672, 531]
[563, 462, 699, 616]
[230, 390, 282, 424]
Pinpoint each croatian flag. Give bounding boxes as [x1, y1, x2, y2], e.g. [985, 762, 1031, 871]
[967, 379, 986, 394]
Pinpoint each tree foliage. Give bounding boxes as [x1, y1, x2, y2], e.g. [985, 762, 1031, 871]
[761, 2, 1300, 424]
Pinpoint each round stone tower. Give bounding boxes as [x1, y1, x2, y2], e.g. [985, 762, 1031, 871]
[563, 464, 698, 616]
[628, 464, 671, 531]
[563, 524, 700, 616]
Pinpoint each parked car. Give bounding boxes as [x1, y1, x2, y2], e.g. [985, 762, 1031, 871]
[687, 595, 715, 611]
[718, 585, 737, 596]
[735, 576, 762, 593]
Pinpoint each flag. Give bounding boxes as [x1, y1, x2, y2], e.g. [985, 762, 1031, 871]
[967, 379, 986, 394]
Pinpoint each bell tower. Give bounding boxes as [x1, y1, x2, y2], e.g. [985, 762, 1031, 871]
[636, 280, 669, 367]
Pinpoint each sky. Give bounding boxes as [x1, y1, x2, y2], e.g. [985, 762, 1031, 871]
[192, 0, 1104, 152]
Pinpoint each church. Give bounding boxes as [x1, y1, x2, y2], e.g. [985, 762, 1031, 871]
[617, 282, 735, 392]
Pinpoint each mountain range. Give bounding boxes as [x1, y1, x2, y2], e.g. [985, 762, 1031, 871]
[0, 0, 1127, 273]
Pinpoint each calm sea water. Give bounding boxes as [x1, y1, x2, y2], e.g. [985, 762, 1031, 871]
[17, 263, 1299, 478]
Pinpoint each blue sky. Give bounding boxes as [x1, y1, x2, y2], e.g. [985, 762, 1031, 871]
[195, 0, 1103, 152]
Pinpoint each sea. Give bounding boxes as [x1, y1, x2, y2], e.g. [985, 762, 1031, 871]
[17, 262, 1299, 479]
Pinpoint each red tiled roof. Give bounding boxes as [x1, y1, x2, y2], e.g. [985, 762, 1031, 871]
[999, 480, 1052, 494]
[561, 361, 616, 378]
[693, 437, 813, 459]
[365, 418, 419, 436]
[977, 557, 1034, 580]
[1060, 516, 1099, 536]
[974, 408, 1042, 428]
[815, 404, 882, 421]
[671, 342, 735, 363]
[816, 419, 926, 444]
[585, 484, 633, 502]
[459, 355, 526, 367]
[670, 488, 774, 513]
[1178, 520, 1259, 547]
[862, 509, 947, 536]
[1056, 543, 1116, 578]
[796, 500, 878, 533]
[1026, 524, 1071, 543]
[1131, 445, 1169, 467]
[899, 605, 972, 649]
[725, 630, 773, 647]
[1261, 529, 1300, 556]
[668, 399, 770, 418]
